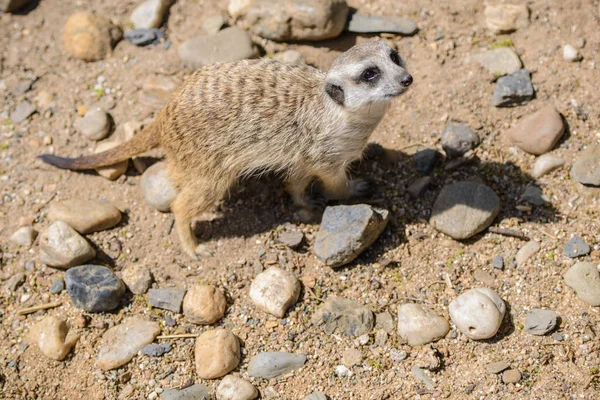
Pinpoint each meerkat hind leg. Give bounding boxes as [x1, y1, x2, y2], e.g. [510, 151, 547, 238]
[318, 171, 374, 201]
[285, 177, 326, 209]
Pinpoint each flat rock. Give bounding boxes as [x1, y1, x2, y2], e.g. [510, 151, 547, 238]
[66, 265, 125, 312]
[77, 109, 112, 141]
[35, 316, 79, 361]
[276, 231, 304, 248]
[194, 329, 240, 379]
[0, 0, 35, 12]
[130, 0, 173, 29]
[94, 141, 129, 180]
[564, 236, 591, 258]
[249, 267, 300, 318]
[39, 221, 96, 269]
[411, 365, 434, 389]
[375, 311, 395, 334]
[230, 0, 348, 41]
[516, 241, 540, 267]
[11, 101, 36, 124]
[429, 181, 500, 240]
[247, 352, 306, 379]
[413, 148, 442, 175]
[504, 105, 565, 155]
[124, 28, 165, 46]
[148, 288, 186, 313]
[96, 318, 160, 370]
[141, 162, 177, 212]
[524, 309, 559, 336]
[484, 4, 529, 34]
[397, 303, 449, 346]
[50, 278, 65, 294]
[216, 375, 258, 400]
[120, 264, 152, 295]
[4, 273, 25, 292]
[140, 342, 171, 357]
[341, 348, 363, 367]
[314, 204, 389, 268]
[486, 361, 510, 374]
[502, 369, 522, 384]
[10, 225, 38, 247]
[441, 123, 480, 159]
[161, 384, 211, 400]
[564, 262, 600, 306]
[491, 69, 534, 107]
[63, 12, 122, 61]
[48, 199, 121, 234]
[347, 13, 418, 36]
[449, 287, 506, 340]
[312, 298, 374, 337]
[183, 284, 227, 324]
[521, 185, 547, 206]
[468, 47, 522, 76]
[178, 27, 258, 70]
[571, 145, 600, 186]
[532, 154, 564, 178]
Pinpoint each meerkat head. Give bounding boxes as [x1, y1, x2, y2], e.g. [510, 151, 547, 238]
[324, 41, 412, 111]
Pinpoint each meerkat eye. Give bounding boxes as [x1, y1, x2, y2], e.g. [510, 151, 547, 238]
[390, 51, 401, 66]
[360, 67, 380, 82]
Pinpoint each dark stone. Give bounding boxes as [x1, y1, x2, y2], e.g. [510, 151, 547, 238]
[311, 298, 374, 337]
[65, 265, 125, 312]
[413, 148, 442, 175]
[140, 342, 172, 357]
[0, 0, 34, 12]
[491, 255, 504, 270]
[124, 28, 165, 46]
[491, 69, 534, 107]
[49, 278, 65, 294]
[441, 123, 480, 159]
[521, 185, 547, 206]
[148, 288, 186, 313]
[563, 236, 591, 258]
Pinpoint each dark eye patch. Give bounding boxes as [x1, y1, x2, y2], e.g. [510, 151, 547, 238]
[390, 50, 401, 66]
[359, 67, 381, 84]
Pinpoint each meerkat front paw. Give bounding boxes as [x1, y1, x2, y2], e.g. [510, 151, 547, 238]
[349, 178, 375, 198]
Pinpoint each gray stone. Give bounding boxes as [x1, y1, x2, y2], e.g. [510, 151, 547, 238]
[49, 278, 65, 294]
[48, 199, 122, 234]
[441, 123, 480, 159]
[564, 262, 600, 306]
[484, 4, 529, 34]
[449, 287, 506, 340]
[491, 69, 534, 107]
[411, 366, 434, 389]
[314, 204, 389, 268]
[276, 230, 304, 248]
[532, 154, 564, 178]
[564, 236, 591, 258]
[407, 176, 432, 198]
[375, 311, 395, 334]
[397, 303, 449, 346]
[347, 13, 418, 36]
[516, 241, 540, 267]
[521, 185, 547, 206]
[312, 298, 374, 337]
[178, 27, 258, 70]
[124, 28, 165, 46]
[66, 265, 125, 312]
[504, 105, 565, 155]
[140, 342, 171, 357]
[571, 146, 600, 186]
[552, 332, 564, 341]
[4, 273, 25, 292]
[77, 109, 112, 141]
[130, 0, 173, 29]
[305, 393, 327, 400]
[0, 0, 34, 12]
[120, 264, 152, 295]
[524, 309, 559, 336]
[11, 101, 36, 124]
[161, 384, 212, 400]
[148, 288, 186, 313]
[467, 47, 522, 76]
[10, 226, 38, 247]
[486, 361, 510, 374]
[216, 375, 258, 400]
[247, 352, 307, 379]
[39, 221, 96, 269]
[413, 148, 442, 174]
[141, 162, 177, 212]
[429, 181, 500, 240]
[491, 255, 504, 270]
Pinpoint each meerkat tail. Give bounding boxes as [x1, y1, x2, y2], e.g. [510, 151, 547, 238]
[39, 121, 161, 170]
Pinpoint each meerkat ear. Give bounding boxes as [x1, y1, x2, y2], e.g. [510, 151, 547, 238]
[325, 82, 344, 106]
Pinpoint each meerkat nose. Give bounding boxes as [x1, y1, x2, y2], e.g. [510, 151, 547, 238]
[400, 74, 413, 87]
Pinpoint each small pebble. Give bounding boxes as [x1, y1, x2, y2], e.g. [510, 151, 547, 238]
[216, 375, 258, 400]
[94, 141, 129, 180]
[484, 4, 529, 34]
[276, 231, 304, 248]
[390, 349, 408, 362]
[571, 145, 600, 186]
[120, 264, 152, 295]
[397, 303, 449, 346]
[564, 262, 600, 306]
[407, 176, 431, 198]
[35, 316, 79, 360]
[49, 278, 65, 294]
[563, 44, 582, 62]
[524, 309, 559, 336]
[140, 343, 171, 357]
[341, 348, 363, 367]
[194, 329, 240, 379]
[347, 13, 418, 36]
[4, 273, 26, 292]
[39, 221, 96, 269]
[521, 185, 547, 206]
[124, 28, 165, 46]
[449, 287, 506, 340]
[247, 352, 307, 379]
[66, 265, 125, 312]
[11, 101, 36, 124]
[467, 47, 522, 76]
[491, 255, 504, 270]
[411, 365, 434, 389]
[532, 154, 564, 178]
[183, 284, 227, 324]
[76, 109, 112, 141]
[491, 69, 534, 107]
[305, 392, 327, 400]
[148, 288, 186, 313]
[502, 369, 522, 384]
[312, 297, 374, 337]
[249, 267, 300, 318]
[552, 332, 564, 341]
[441, 123, 480, 159]
[486, 361, 510, 374]
[563, 236, 591, 258]
[515, 241, 540, 266]
[63, 12, 122, 61]
[10, 226, 38, 247]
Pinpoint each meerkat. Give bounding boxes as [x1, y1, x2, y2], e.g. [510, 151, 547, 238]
[40, 40, 413, 260]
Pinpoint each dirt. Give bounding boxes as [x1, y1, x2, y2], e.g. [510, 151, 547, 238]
[1, 0, 600, 399]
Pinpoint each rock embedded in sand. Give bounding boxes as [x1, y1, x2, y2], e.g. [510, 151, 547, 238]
[249, 267, 300, 318]
[216, 375, 258, 400]
[194, 329, 240, 379]
[120, 264, 152, 295]
[63, 12, 122, 61]
[564, 262, 600, 306]
[39, 221, 96, 269]
[141, 161, 177, 212]
[504, 105, 565, 155]
[491, 69, 534, 107]
[449, 287, 506, 340]
[312, 297, 374, 337]
[130, 0, 173, 29]
[48, 199, 121, 234]
[76, 109, 112, 141]
[571, 145, 600, 186]
[66, 265, 125, 312]
[183, 284, 227, 324]
[35, 316, 80, 360]
[397, 303, 450, 346]
[484, 4, 529, 34]
[247, 352, 307, 379]
[10, 225, 38, 247]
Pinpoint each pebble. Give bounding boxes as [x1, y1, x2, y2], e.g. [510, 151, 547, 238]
[161, 384, 211, 400]
[4, 273, 25, 292]
[314, 204, 389, 267]
[11, 101, 36, 124]
[571, 145, 600, 186]
[76, 109, 112, 141]
[413, 148, 442, 174]
[441, 123, 480, 159]
[141, 76, 180, 108]
[63, 12, 122, 61]
[249, 267, 300, 318]
[39, 221, 96, 269]
[231, 0, 348, 41]
[429, 181, 500, 240]
[407, 176, 432, 198]
[341, 348, 363, 367]
[504, 105, 565, 155]
[563, 44, 582, 62]
[524, 309, 559, 336]
[130, 0, 172, 29]
[66, 265, 125, 312]
[216, 375, 257, 400]
[502, 369, 522, 384]
[183, 284, 227, 324]
[520, 185, 547, 206]
[276, 231, 304, 248]
[148, 288, 186, 313]
[178, 27, 258, 70]
[1, 0, 35, 12]
[124, 28, 165, 46]
[334, 365, 352, 378]
[10, 225, 38, 247]
[141, 162, 177, 212]
[564, 262, 600, 306]
[449, 287, 506, 340]
[515, 240, 540, 266]
[35, 316, 80, 360]
[202, 14, 226, 35]
[375, 311, 395, 334]
[563, 236, 591, 258]
[273, 50, 306, 66]
[195, 329, 240, 379]
[120, 264, 152, 295]
[48, 199, 121, 234]
[397, 303, 450, 346]
[552, 332, 564, 341]
[140, 342, 171, 357]
[532, 154, 564, 178]
[484, 4, 529, 34]
[49, 278, 65, 294]
[305, 392, 327, 400]
[390, 349, 408, 362]
[491, 255, 504, 270]
[347, 13, 418, 36]
[312, 298, 374, 337]
[411, 365, 434, 389]
[486, 361, 510, 374]
[467, 47, 522, 76]
[247, 352, 307, 379]
[96, 318, 160, 370]
[491, 69, 534, 107]
[94, 141, 129, 180]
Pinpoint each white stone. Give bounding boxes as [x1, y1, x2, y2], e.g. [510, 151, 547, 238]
[249, 267, 301, 317]
[39, 221, 96, 269]
[563, 44, 582, 62]
[449, 287, 506, 340]
[216, 375, 258, 400]
[130, 0, 173, 29]
[397, 303, 450, 346]
[10, 225, 38, 247]
[532, 154, 564, 178]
